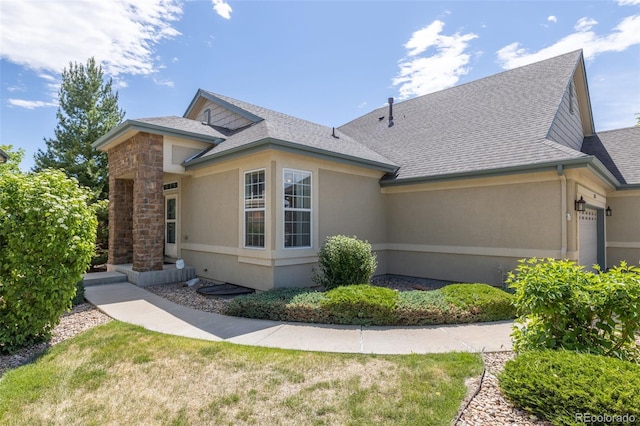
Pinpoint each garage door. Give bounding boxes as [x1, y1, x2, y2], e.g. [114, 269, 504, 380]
[578, 208, 598, 270]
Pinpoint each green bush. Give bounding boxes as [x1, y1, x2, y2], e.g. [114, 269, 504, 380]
[440, 283, 515, 322]
[0, 170, 97, 353]
[396, 290, 470, 325]
[313, 235, 377, 290]
[499, 350, 640, 425]
[320, 284, 398, 325]
[222, 288, 314, 321]
[223, 284, 517, 325]
[507, 258, 640, 361]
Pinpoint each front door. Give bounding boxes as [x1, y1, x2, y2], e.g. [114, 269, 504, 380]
[165, 195, 178, 258]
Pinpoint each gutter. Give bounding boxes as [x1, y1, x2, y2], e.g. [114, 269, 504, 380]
[184, 137, 399, 174]
[92, 119, 223, 151]
[380, 156, 621, 189]
[558, 165, 568, 259]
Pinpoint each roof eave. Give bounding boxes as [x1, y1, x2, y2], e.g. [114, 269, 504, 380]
[92, 119, 223, 151]
[184, 137, 399, 174]
[380, 156, 621, 188]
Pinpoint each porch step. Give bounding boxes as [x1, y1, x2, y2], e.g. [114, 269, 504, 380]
[83, 271, 128, 286]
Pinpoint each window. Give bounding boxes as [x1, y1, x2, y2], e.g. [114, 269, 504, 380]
[244, 169, 265, 248]
[284, 169, 311, 248]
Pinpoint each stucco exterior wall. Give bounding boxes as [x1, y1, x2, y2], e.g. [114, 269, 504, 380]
[381, 173, 564, 285]
[606, 189, 640, 267]
[318, 169, 387, 245]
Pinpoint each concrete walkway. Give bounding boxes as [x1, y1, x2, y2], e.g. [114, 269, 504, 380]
[85, 282, 513, 355]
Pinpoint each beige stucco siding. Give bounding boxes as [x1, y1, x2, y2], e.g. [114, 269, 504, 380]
[318, 169, 387, 244]
[606, 190, 640, 267]
[180, 169, 239, 247]
[385, 180, 561, 249]
[381, 174, 566, 285]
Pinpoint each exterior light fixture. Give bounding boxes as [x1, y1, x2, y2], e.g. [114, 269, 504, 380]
[606, 206, 612, 217]
[575, 196, 586, 212]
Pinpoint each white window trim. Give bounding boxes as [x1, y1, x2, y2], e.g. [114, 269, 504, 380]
[283, 168, 312, 249]
[243, 168, 266, 249]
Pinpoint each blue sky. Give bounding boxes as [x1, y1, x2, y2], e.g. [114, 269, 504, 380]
[1, 0, 639, 171]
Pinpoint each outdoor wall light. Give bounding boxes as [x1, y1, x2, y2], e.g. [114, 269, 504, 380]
[606, 206, 612, 217]
[575, 196, 586, 212]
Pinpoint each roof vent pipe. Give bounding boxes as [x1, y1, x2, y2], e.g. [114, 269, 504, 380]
[387, 97, 394, 128]
[331, 127, 339, 139]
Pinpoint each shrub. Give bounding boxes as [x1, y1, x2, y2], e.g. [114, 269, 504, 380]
[313, 235, 377, 290]
[440, 283, 515, 322]
[396, 290, 471, 325]
[499, 350, 640, 425]
[507, 258, 640, 361]
[222, 288, 313, 321]
[283, 291, 330, 323]
[320, 284, 398, 325]
[0, 170, 97, 353]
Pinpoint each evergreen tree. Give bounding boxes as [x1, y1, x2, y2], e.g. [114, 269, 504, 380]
[34, 58, 125, 200]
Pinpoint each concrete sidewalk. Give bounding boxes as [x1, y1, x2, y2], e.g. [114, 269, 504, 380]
[85, 282, 513, 355]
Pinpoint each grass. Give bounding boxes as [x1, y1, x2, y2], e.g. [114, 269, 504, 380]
[0, 321, 483, 425]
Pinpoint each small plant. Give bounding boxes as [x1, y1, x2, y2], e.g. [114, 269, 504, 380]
[499, 350, 640, 425]
[507, 258, 640, 361]
[440, 284, 515, 322]
[313, 235, 377, 290]
[320, 284, 398, 325]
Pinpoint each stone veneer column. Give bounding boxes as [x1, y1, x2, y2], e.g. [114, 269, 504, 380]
[108, 178, 134, 264]
[132, 134, 164, 272]
[106, 132, 164, 272]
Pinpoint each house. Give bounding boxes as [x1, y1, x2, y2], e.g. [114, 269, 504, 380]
[93, 50, 640, 290]
[0, 148, 8, 164]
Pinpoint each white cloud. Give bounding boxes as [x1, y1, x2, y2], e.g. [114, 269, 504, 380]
[212, 0, 232, 19]
[548, 16, 558, 24]
[392, 20, 478, 100]
[0, 0, 182, 77]
[7, 99, 57, 109]
[575, 17, 598, 32]
[618, 0, 640, 5]
[153, 77, 175, 88]
[497, 14, 640, 69]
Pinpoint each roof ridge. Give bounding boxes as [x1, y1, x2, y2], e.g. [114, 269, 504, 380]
[539, 138, 588, 158]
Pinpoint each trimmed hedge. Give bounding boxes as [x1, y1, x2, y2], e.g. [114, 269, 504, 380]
[499, 350, 640, 425]
[320, 284, 398, 325]
[222, 283, 515, 326]
[441, 283, 516, 322]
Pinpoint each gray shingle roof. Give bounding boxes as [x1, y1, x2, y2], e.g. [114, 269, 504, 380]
[339, 50, 589, 181]
[582, 126, 640, 185]
[134, 116, 228, 139]
[187, 91, 398, 171]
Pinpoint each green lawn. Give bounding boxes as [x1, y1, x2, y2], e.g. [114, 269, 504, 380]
[0, 321, 482, 425]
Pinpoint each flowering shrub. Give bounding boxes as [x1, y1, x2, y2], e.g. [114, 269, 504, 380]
[507, 258, 640, 361]
[0, 170, 97, 353]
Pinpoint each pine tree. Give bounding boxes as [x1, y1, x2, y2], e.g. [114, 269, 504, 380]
[34, 58, 125, 200]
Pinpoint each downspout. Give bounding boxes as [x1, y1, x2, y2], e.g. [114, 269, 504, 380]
[558, 165, 568, 259]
